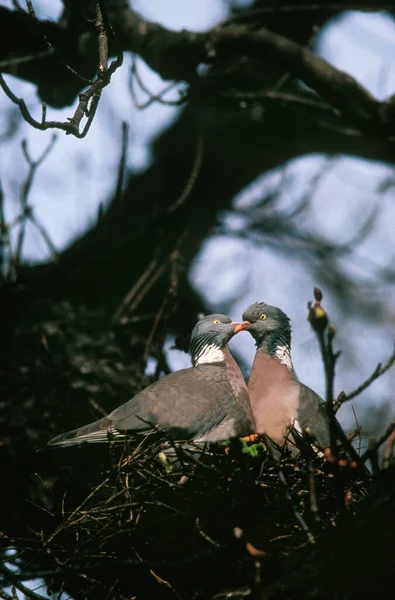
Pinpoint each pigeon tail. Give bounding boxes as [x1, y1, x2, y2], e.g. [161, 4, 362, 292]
[48, 417, 125, 447]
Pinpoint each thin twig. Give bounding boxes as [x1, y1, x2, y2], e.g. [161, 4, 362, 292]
[301, 432, 321, 525]
[196, 518, 222, 547]
[262, 434, 315, 545]
[309, 301, 338, 459]
[308, 289, 368, 476]
[0, 182, 8, 280]
[361, 419, 395, 464]
[130, 53, 187, 109]
[0, 564, 47, 600]
[115, 257, 167, 322]
[29, 214, 58, 260]
[0, 1, 123, 138]
[15, 135, 57, 264]
[114, 121, 129, 204]
[222, 3, 394, 24]
[167, 133, 204, 214]
[347, 427, 362, 443]
[334, 345, 395, 410]
[0, 48, 54, 68]
[143, 246, 183, 362]
[325, 325, 340, 457]
[383, 427, 395, 469]
[0, 586, 13, 600]
[24, 0, 91, 85]
[112, 252, 160, 322]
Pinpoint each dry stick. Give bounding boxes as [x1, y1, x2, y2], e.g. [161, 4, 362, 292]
[360, 419, 395, 465]
[262, 434, 315, 545]
[301, 432, 321, 525]
[42, 477, 111, 549]
[334, 344, 395, 411]
[306, 452, 320, 525]
[347, 427, 362, 443]
[196, 518, 222, 547]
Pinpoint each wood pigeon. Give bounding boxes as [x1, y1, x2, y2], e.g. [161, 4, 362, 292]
[48, 314, 255, 447]
[242, 302, 332, 450]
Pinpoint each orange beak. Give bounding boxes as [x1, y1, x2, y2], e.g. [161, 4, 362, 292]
[233, 321, 252, 333]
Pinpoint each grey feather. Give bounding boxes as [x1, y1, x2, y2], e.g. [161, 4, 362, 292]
[48, 314, 254, 447]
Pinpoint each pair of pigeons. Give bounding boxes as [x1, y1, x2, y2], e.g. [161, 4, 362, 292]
[49, 302, 332, 451]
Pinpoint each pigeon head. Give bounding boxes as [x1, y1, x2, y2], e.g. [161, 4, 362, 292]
[190, 314, 250, 366]
[242, 302, 291, 349]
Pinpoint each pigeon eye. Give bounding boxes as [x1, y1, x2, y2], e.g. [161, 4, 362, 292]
[213, 319, 221, 324]
[259, 314, 267, 321]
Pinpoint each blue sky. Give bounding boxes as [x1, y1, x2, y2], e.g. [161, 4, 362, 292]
[1, 1, 395, 441]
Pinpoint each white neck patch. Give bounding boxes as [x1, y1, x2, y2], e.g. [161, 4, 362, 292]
[195, 344, 224, 366]
[275, 345, 293, 370]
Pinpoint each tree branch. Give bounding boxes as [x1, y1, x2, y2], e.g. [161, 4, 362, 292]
[1, 4, 395, 135]
[0, 1, 123, 137]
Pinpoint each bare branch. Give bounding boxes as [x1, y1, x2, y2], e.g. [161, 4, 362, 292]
[0, 48, 54, 68]
[0, 564, 47, 600]
[0, 586, 13, 600]
[361, 419, 395, 465]
[130, 53, 188, 109]
[2, 4, 395, 135]
[223, 2, 395, 23]
[307, 288, 367, 471]
[114, 121, 129, 204]
[383, 427, 395, 469]
[334, 345, 395, 410]
[167, 133, 204, 214]
[15, 135, 58, 265]
[0, 1, 123, 138]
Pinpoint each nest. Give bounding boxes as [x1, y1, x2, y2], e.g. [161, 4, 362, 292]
[0, 437, 368, 600]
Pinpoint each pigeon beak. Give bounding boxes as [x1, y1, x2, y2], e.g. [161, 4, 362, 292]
[233, 321, 252, 333]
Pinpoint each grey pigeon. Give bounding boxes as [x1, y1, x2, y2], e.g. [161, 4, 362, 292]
[242, 302, 332, 449]
[48, 314, 255, 447]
